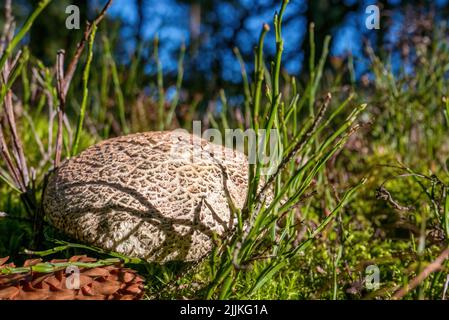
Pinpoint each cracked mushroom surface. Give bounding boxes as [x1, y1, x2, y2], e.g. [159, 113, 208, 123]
[43, 130, 249, 262]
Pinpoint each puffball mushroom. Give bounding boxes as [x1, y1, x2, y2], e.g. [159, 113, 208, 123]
[43, 130, 249, 262]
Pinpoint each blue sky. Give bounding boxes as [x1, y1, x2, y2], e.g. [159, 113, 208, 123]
[102, 0, 449, 80]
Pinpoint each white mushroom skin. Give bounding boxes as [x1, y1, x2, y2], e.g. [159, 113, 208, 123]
[43, 131, 249, 263]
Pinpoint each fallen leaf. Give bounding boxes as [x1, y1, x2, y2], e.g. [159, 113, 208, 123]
[0, 286, 20, 299]
[0, 257, 9, 267]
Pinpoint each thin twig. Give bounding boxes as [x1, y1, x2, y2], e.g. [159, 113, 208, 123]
[62, 0, 113, 96]
[376, 186, 414, 211]
[0, 0, 13, 55]
[54, 0, 113, 166]
[0, 123, 22, 190]
[392, 247, 449, 300]
[4, 90, 29, 186]
[54, 50, 65, 167]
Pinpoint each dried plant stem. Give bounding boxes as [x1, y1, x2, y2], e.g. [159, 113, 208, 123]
[54, 50, 65, 167]
[4, 90, 29, 187]
[54, 0, 113, 166]
[393, 247, 449, 300]
[62, 0, 113, 97]
[0, 0, 13, 55]
[0, 124, 22, 190]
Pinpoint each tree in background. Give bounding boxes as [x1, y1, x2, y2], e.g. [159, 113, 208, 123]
[2, 0, 444, 94]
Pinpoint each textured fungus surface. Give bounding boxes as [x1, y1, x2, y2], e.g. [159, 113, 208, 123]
[43, 131, 249, 262]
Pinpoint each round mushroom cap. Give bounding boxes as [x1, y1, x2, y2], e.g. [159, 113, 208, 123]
[43, 130, 249, 263]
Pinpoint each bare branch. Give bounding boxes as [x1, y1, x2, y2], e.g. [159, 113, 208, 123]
[62, 0, 113, 96]
[393, 247, 449, 299]
[4, 90, 29, 187]
[0, 0, 13, 55]
[54, 0, 113, 166]
[0, 123, 23, 190]
[54, 50, 65, 167]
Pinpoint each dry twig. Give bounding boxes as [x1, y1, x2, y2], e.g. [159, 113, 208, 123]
[392, 247, 449, 299]
[54, 0, 113, 166]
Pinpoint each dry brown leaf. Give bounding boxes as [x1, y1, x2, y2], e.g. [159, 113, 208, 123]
[23, 259, 42, 267]
[124, 283, 142, 294]
[92, 280, 122, 295]
[0, 257, 9, 267]
[68, 255, 85, 262]
[76, 294, 106, 300]
[69, 255, 96, 263]
[16, 288, 49, 300]
[0, 286, 19, 299]
[47, 289, 77, 300]
[50, 259, 69, 263]
[77, 274, 95, 288]
[117, 294, 136, 300]
[0, 256, 144, 300]
[81, 285, 95, 296]
[44, 276, 63, 289]
[32, 274, 52, 287]
[122, 271, 136, 283]
[0, 273, 29, 286]
[82, 267, 110, 277]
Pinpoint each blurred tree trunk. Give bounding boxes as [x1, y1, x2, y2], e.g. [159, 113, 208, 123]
[136, 0, 144, 44]
[304, 0, 358, 72]
[189, 2, 201, 57]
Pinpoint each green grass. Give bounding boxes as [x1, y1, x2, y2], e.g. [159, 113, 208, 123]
[1, 0, 449, 300]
